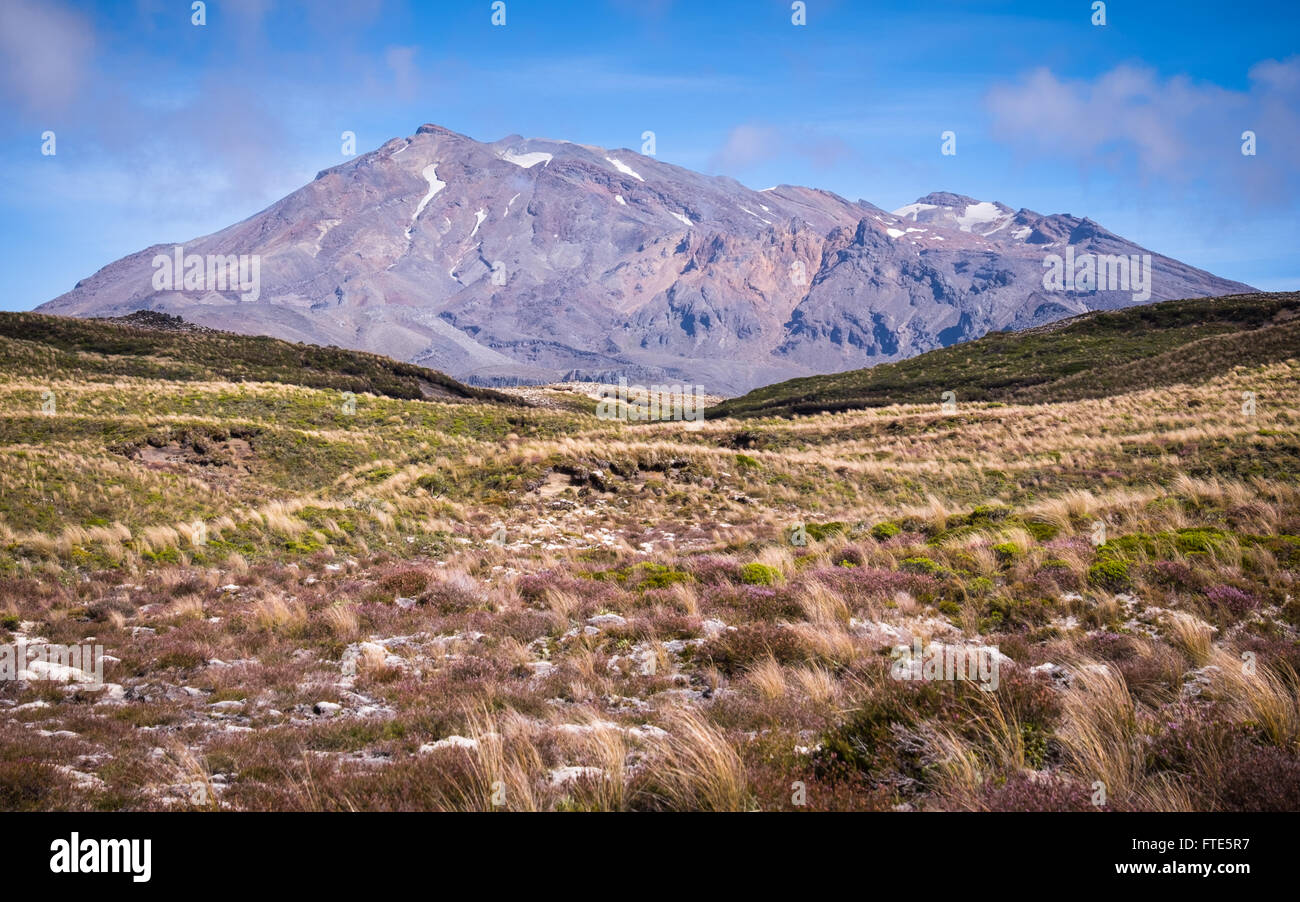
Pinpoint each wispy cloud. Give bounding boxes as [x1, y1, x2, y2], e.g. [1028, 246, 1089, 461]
[0, 0, 95, 113]
[709, 123, 854, 175]
[384, 45, 422, 99]
[986, 58, 1300, 209]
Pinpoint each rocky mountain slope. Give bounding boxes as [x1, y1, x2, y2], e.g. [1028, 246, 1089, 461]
[39, 124, 1253, 394]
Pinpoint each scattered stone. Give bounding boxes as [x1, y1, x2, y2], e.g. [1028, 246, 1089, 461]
[1030, 662, 1072, 688]
[549, 766, 604, 786]
[1182, 665, 1222, 698]
[419, 735, 479, 754]
[699, 619, 731, 638]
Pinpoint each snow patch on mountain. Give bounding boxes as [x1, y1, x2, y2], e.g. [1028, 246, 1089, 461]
[406, 164, 445, 238]
[955, 201, 1004, 231]
[893, 202, 937, 220]
[606, 156, 645, 181]
[501, 150, 552, 169]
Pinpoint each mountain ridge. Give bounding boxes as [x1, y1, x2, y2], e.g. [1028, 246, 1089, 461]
[39, 123, 1253, 394]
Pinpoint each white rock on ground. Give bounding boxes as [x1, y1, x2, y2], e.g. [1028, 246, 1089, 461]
[549, 766, 604, 786]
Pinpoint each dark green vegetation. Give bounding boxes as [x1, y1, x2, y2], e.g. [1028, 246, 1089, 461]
[710, 292, 1300, 419]
[0, 311, 518, 405]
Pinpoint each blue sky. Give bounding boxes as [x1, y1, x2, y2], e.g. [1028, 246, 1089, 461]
[2, 0, 1297, 310]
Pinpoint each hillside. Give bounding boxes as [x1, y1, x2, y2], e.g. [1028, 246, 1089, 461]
[709, 291, 1300, 419]
[1, 294, 1298, 813]
[0, 311, 519, 406]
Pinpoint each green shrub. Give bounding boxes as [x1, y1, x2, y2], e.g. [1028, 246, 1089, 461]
[870, 522, 902, 541]
[1088, 559, 1131, 591]
[634, 563, 692, 590]
[1023, 520, 1060, 541]
[806, 521, 849, 541]
[1174, 527, 1229, 554]
[992, 542, 1020, 562]
[814, 684, 943, 782]
[592, 562, 691, 590]
[1243, 535, 1300, 567]
[740, 563, 782, 586]
[1021, 723, 1049, 769]
[1101, 533, 1158, 558]
[901, 556, 941, 576]
[968, 505, 1012, 524]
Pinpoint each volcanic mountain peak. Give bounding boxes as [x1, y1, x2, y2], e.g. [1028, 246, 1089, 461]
[38, 123, 1253, 395]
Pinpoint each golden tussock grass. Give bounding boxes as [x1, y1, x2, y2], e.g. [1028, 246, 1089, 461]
[744, 656, 788, 702]
[637, 706, 750, 811]
[251, 597, 307, 633]
[1207, 647, 1300, 749]
[1166, 611, 1215, 666]
[1057, 661, 1143, 805]
[322, 604, 360, 641]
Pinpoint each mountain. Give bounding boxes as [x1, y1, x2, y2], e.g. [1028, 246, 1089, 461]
[37, 124, 1253, 395]
[707, 291, 1300, 419]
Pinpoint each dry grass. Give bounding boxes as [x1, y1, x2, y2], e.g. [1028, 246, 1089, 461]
[1167, 612, 1215, 666]
[637, 707, 751, 811]
[251, 597, 307, 633]
[1057, 662, 1143, 805]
